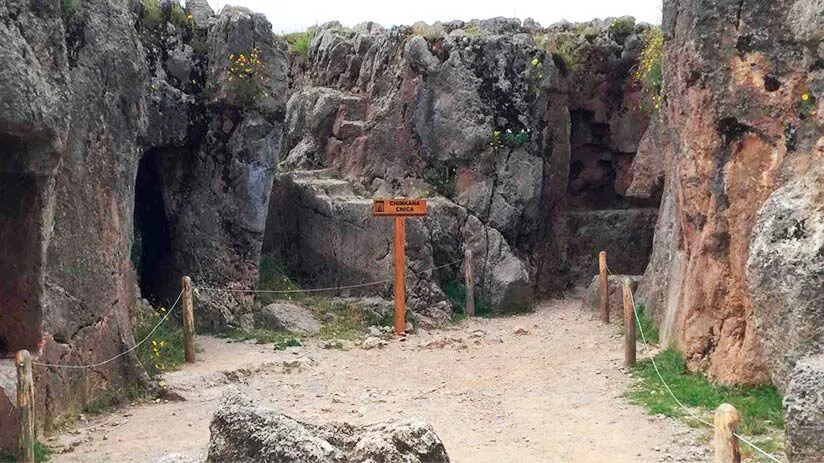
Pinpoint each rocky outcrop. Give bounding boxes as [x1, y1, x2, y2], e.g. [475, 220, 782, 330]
[207, 389, 451, 462]
[137, 5, 287, 329]
[784, 355, 824, 462]
[0, 2, 657, 446]
[637, 0, 824, 384]
[0, 0, 286, 443]
[747, 168, 824, 390]
[565, 208, 658, 279]
[267, 18, 657, 311]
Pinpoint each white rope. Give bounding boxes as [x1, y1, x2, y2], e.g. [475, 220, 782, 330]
[197, 259, 465, 294]
[619, 270, 782, 463]
[32, 289, 185, 370]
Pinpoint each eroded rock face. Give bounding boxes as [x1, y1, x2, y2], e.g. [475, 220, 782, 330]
[208, 389, 451, 463]
[784, 355, 824, 462]
[747, 168, 824, 390]
[268, 19, 656, 311]
[637, 0, 824, 384]
[0, 0, 287, 443]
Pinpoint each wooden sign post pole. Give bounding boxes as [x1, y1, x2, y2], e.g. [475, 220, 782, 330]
[393, 216, 406, 335]
[373, 198, 427, 336]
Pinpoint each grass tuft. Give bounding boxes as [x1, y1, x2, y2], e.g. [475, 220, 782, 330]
[221, 328, 298, 345]
[134, 307, 185, 378]
[282, 30, 313, 57]
[634, 304, 660, 345]
[0, 441, 50, 462]
[257, 255, 306, 305]
[627, 347, 784, 436]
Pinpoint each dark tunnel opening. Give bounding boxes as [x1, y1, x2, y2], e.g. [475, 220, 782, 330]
[132, 150, 176, 307]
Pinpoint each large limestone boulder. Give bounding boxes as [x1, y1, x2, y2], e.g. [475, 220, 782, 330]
[255, 302, 321, 335]
[208, 389, 451, 462]
[784, 355, 824, 462]
[747, 168, 824, 390]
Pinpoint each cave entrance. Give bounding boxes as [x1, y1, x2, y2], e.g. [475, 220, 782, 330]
[133, 150, 176, 307]
[0, 134, 50, 357]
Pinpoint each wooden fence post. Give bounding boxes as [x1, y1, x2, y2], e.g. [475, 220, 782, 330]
[714, 403, 741, 463]
[182, 276, 196, 363]
[16, 350, 35, 463]
[465, 249, 475, 317]
[599, 251, 609, 323]
[622, 279, 636, 367]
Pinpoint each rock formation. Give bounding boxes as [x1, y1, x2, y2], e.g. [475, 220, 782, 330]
[265, 17, 659, 317]
[633, 0, 824, 390]
[0, 0, 657, 447]
[207, 389, 451, 462]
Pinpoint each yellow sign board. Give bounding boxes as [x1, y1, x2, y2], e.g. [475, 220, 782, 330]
[372, 198, 428, 217]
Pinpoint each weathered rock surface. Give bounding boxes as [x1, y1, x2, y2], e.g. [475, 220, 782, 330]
[255, 302, 321, 334]
[565, 209, 658, 280]
[270, 18, 656, 312]
[784, 355, 824, 462]
[582, 275, 642, 322]
[0, 4, 657, 447]
[637, 0, 824, 384]
[747, 168, 824, 390]
[0, 0, 287, 442]
[207, 389, 450, 462]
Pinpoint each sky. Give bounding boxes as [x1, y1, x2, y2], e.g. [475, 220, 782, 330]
[197, 0, 662, 34]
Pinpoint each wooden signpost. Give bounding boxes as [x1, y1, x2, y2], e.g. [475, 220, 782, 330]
[373, 199, 428, 335]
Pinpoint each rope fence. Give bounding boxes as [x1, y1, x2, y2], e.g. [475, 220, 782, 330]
[603, 258, 782, 463]
[196, 258, 465, 294]
[31, 289, 186, 370]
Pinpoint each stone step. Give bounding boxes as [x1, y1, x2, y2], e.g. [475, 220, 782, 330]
[333, 120, 366, 140]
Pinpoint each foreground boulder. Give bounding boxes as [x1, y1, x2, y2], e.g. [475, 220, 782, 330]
[784, 355, 824, 462]
[208, 390, 451, 462]
[747, 168, 824, 390]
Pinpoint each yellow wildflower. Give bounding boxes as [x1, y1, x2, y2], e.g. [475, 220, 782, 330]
[158, 380, 166, 387]
[802, 93, 810, 101]
[531, 57, 539, 67]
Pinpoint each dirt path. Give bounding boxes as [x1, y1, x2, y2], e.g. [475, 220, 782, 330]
[48, 297, 707, 462]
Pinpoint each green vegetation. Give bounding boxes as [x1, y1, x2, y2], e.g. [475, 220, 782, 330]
[316, 300, 393, 340]
[535, 34, 581, 74]
[462, 24, 482, 36]
[168, 2, 189, 27]
[0, 441, 50, 462]
[633, 26, 664, 111]
[797, 91, 817, 118]
[574, 24, 599, 41]
[62, 0, 78, 18]
[628, 348, 784, 436]
[81, 383, 148, 415]
[226, 48, 267, 108]
[411, 22, 444, 41]
[634, 304, 660, 345]
[609, 17, 636, 41]
[257, 255, 306, 305]
[139, 0, 162, 30]
[222, 327, 301, 346]
[443, 280, 531, 322]
[134, 306, 185, 377]
[426, 164, 457, 197]
[282, 30, 313, 57]
[490, 129, 530, 151]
